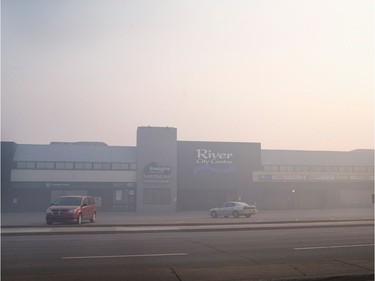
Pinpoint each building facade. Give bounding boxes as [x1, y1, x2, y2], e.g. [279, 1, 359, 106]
[1, 126, 374, 212]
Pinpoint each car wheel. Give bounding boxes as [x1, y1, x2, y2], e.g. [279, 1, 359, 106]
[77, 213, 82, 225]
[233, 211, 239, 218]
[211, 211, 218, 218]
[90, 212, 96, 223]
[46, 220, 53, 225]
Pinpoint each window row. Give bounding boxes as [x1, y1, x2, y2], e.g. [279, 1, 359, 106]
[264, 165, 373, 173]
[14, 161, 137, 171]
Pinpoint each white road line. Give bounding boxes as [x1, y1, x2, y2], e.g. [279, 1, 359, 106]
[62, 252, 188, 260]
[294, 244, 374, 250]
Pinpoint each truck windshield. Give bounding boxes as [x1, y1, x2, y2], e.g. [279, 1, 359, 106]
[53, 197, 82, 206]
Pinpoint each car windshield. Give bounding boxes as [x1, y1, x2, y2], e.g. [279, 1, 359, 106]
[52, 197, 82, 206]
[238, 202, 249, 206]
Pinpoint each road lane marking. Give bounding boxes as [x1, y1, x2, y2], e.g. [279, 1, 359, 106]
[62, 253, 188, 260]
[294, 244, 374, 250]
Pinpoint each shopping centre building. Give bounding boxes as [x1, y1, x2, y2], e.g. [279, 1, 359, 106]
[1, 126, 374, 212]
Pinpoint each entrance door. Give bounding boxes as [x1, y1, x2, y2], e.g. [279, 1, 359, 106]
[113, 189, 136, 211]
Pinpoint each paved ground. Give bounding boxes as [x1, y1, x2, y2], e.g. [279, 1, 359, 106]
[2, 208, 374, 236]
[2, 208, 374, 227]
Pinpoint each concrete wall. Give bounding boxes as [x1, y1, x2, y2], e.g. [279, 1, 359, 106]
[136, 127, 177, 213]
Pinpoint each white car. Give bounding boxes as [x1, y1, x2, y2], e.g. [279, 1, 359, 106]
[209, 202, 257, 218]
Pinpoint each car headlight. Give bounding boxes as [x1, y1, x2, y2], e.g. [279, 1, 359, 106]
[46, 209, 53, 214]
[68, 209, 77, 213]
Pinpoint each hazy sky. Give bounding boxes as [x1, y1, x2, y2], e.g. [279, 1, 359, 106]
[1, 0, 374, 151]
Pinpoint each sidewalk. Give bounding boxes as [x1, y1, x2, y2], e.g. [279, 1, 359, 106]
[172, 260, 374, 281]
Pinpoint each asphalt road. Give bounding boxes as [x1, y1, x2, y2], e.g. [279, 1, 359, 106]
[1, 225, 374, 281]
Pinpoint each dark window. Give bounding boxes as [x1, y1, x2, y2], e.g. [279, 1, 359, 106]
[324, 166, 338, 172]
[112, 163, 130, 170]
[25, 162, 35, 169]
[93, 163, 102, 170]
[56, 162, 64, 169]
[56, 162, 73, 170]
[127, 182, 136, 188]
[17, 162, 26, 169]
[143, 189, 170, 204]
[36, 162, 46, 169]
[353, 166, 366, 172]
[129, 163, 137, 170]
[309, 166, 323, 172]
[65, 162, 74, 169]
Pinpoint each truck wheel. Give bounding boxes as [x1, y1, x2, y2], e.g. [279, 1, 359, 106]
[77, 213, 82, 225]
[90, 212, 96, 223]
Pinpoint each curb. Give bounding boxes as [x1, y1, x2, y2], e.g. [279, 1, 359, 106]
[1, 218, 373, 228]
[2, 220, 373, 236]
[281, 273, 374, 281]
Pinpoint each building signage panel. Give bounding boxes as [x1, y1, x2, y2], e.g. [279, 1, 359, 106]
[256, 173, 374, 182]
[143, 162, 172, 184]
[177, 141, 261, 193]
[46, 183, 71, 187]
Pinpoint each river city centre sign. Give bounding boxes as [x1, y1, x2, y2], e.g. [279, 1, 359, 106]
[194, 149, 235, 174]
